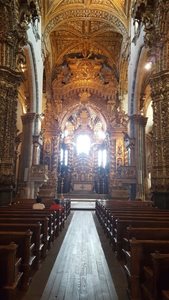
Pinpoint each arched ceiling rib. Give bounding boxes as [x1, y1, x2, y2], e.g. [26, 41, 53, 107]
[50, 27, 123, 68]
[42, 0, 129, 74]
[44, 7, 128, 42]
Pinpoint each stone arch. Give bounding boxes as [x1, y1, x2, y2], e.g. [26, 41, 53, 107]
[24, 42, 39, 113]
[130, 46, 151, 115]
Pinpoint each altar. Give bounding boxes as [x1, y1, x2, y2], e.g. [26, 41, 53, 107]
[73, 182, 93, 192]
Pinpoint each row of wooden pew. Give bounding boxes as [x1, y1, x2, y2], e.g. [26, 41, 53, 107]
[0, 199, 71, 300]
[96, 199, 169, 300]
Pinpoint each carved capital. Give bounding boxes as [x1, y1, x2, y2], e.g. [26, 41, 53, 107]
[130, 114, 148, 127]
[21, 112, 36, 125]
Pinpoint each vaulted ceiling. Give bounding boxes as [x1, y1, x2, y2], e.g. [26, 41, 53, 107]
[42, 0, 130, 132]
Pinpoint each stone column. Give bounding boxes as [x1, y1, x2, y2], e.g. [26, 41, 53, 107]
[32, 135, 42, 165]
[32, 114, 42, 165]
[130, 115, 147, 200]
[18, 113, 35, 197]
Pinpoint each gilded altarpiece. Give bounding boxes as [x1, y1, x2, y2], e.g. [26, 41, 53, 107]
[41, 45, 135, 198]
[71, 153, 94, 192]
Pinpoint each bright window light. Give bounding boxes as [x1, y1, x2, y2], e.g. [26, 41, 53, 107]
[103, 149, 107, 167]
[65, 150, 68, 166]
[98, 149, 107, 167]
[144, 62, 152, 70]
[98, 130, 106, 140]
[60, 149, 63, 162]
[98, 150, 102, 167]
[76, 135, 91, 155]
[64, 130, 68, 137]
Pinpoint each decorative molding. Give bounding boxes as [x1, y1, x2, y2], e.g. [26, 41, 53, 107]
[44, 8, 128, 41]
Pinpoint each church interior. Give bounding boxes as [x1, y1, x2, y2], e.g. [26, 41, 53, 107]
[0, 0, 169, 299]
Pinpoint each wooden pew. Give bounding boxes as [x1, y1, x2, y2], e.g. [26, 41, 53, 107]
[11, 198, 71, 219]
[115, 219, 169, 259]
[0, 243, 23, 300]
[0, 217, 49, 258]
[0, 209, 60, 243]
[141, 252, 169, 300]
[122, 239, 169, 300]
[97, 199, 153, 207]
[162, 290, 169, 300]
[0, 222, 43, 268]
[123, 227, 169, 252]
[0, 230, 35, 290]
[96, 199, 155, 221]
[106, 212, 169, 245]
[95, 200, 169, 299]
[5, 200, 70, 233]
[105, 210, 169, 235]
[96, 199, 169, 246]
[95, 200, 160, 236]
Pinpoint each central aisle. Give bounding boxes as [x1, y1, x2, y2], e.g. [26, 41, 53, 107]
[41, 211, 118, 300]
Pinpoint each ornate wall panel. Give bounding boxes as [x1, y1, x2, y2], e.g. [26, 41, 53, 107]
[132, 0, 169, 206]
[0, 0, 41, 201]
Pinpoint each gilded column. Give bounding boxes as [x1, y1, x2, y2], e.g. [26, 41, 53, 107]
[147, 1, 169, 208]
[108, 133, 116, 196]
[41, 101, 61, 198]
[52, 134, 60, 173]
[151, 72, 169, 207]
[130, 115, 147, 200]
[52, 134, 61, 195]
[67, 142, 74, 193]
[0, 1, 23, 204]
